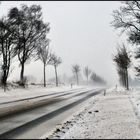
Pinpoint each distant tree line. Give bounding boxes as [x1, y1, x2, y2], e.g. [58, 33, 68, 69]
[72, 64, 106, 86]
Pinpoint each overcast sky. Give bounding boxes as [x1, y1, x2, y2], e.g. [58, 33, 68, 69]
[0, 1, 128, 85]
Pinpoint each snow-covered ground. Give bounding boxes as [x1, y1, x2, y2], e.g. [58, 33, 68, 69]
[129, 87, 140, 119]
[0, 85, 76, 97]
[0, 84, 106, 104]
[47, 87, 140, 139]
[0, 85, 85, 103]
[1, 85, 139, 139]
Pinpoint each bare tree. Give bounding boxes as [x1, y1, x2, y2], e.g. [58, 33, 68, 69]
[111, 1, 140, 76]
[113, 44, 131, 90]
[8, 4, 50, 86]
[83, 66, 91, 85]
[117, 67, 127, 87]
[72, 64, 81, 85]
[36, 38, 51, 87]
[49, 53, 62, 87]
[0, 17, 16, 91]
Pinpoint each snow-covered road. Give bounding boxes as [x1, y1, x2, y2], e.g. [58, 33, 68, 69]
[0, 86, 104, 139]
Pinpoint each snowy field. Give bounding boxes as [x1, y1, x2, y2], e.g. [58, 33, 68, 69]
[47, 87, 140, 139]
[0, 84, 106, 103]
[0, 85, 85, 103]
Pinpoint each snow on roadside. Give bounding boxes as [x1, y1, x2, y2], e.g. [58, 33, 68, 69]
[105, 86, 130, 96]
[48, 88, 140, 139]
[129, 88, 140, 119]
[43, 93, 100, 139]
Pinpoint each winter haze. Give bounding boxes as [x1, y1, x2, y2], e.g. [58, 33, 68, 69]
[0, 1, 123, 85]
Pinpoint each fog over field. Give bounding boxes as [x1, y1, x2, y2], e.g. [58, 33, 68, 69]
[0, 1, 130, 85]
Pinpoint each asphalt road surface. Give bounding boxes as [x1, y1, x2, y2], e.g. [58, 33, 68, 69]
[0, 87, 104, 139]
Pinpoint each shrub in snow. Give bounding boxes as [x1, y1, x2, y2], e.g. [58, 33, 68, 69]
[15, 76, 29, 88]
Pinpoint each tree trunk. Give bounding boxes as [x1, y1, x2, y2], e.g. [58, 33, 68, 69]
[87, 76, 88, 85]
[44, 63, 46, 87]
[122, 69, 126, 88]
[55, 66, 58, 87]
[2, 70, 7, 92]
[76, 73, 79, 85]
[123, 70, 126, 88]
[20, 63, 25, 86]
[126, 69, 129, 90]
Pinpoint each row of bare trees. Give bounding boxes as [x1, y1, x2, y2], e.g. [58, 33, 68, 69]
[0, 3, 106, 91]
[0, 4, 62, 91]
[113, 44, 131, 90]
[36, 40, 62, 87]
[72, 64, 106, 86]
[110, 1, 140, 90]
